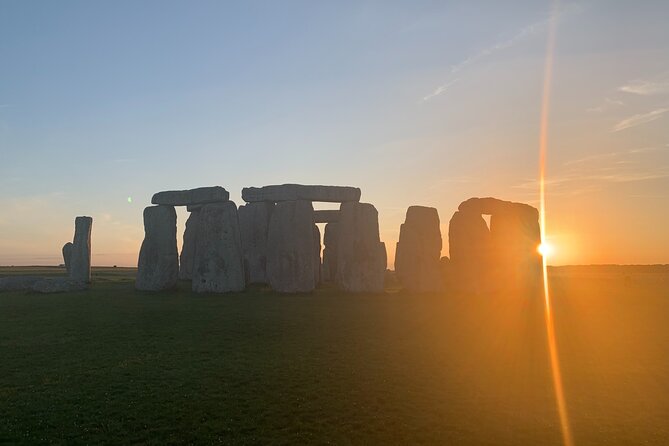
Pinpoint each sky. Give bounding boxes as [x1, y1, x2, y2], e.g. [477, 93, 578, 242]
[1, 0, 668, 267]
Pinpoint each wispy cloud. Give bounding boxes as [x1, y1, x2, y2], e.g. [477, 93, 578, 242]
[612, 108, 669, 132]
[619, 75, 669, 96]
[586, 97, 624, 113]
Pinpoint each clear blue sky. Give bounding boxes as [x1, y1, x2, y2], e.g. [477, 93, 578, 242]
[1, 0, 668, 266]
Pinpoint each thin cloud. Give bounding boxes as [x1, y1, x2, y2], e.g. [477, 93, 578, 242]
[619, 77, 669, 96]
[586, 97, 624, 113]
[612, 108, 669, 132]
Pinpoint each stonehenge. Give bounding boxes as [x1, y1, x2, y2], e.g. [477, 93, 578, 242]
[62, 242, 73, 274]
[152, 186, 229, 206]
[192, 202, 245, 293]
[61, 216, 92, 283]
[335, 202, 387, 293]
[136, 205, 179, 291]
[238, 201, 274, 284]
[395, 206, 443, 292]
[314, 210, 340, 223]
[321, 223, 339, 282]
[179, 210, 200, 280]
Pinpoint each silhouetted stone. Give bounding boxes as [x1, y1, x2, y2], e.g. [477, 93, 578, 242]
[179, 210, 200, 280]
[336, 202, 386, 293]
[242, 184, 361, 203]
[62, 242, 73, 274]
[321, 223, 339, 282]
[152, 186, 229, 206]
[238, 202, 274, 284]
[192, 202, 245, 293]
[136, 206, 179, 291]
[266, 200, 316, 293]
[313, 224, 321, 286]
[70, 216, 92, 283]
[395, 206, 443, 292]
[314, 210, 340, 223]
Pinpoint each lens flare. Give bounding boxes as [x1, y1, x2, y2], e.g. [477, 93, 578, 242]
[539, 3, 573, 446]
[538, 242, 554, 257]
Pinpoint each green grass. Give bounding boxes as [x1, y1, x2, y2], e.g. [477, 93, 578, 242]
[1, 266, 668, 444]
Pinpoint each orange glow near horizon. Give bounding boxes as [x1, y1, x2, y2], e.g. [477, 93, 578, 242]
[540, 4, 574, 446]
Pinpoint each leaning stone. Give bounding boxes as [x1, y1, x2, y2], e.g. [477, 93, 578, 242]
[136, 206, 179, 291]
[335, 202, 387, 293]
[69, 216, 92, 283]
[192, 202, 245, 293]
[0, 276, 42, 292]
[179, 210, 200, 280]
[394, 206, 443, 292]
[266, 200, 316, 293]
[238, 202, 274, 284]
[314, 210, 340, 223]
[152, 186, 230, 206]
[242, 184, 361, 203]
[62, 242, 73, 274]
[32, 278, 87, 293]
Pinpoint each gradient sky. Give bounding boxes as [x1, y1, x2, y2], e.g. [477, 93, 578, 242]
[1, 0, 668, 267]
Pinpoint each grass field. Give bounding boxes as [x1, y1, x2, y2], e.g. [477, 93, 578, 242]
[1, 266, 668, 445]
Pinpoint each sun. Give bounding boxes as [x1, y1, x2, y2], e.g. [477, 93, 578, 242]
[538, 242, 554, 257]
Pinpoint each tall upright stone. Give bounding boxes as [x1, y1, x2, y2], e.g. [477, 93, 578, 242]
[336, 202, 386, 293]
[395, 206, 443, 292]
[192, 201, 245, 293]
[321, 223, 339, 282]
[313, 224, 321, 286]
[136, 206, 179, 291]
[62, 242, 73, 274]
[179, 210, 200, 280]
[238, 202, 274, 284]
[70, 216, 92, 283]
[266, 200, 316, 293]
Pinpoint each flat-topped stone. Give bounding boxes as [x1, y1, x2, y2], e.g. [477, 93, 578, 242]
[458, 197, 538, 220]
[314, 210, 340, 223]
[242, 184, 361, 203]
[136, 205, 179, 291]
[152, 186, 229, 206]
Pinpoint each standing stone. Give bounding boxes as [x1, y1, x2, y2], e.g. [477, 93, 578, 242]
[336, 202, 387, 293]
[192, 201, 245, 293]
[62, 242, 73, 274]
[179, 210, 200, 280]
[395, 206, 443, 292]
[266, 200, 316, 293]
[238, 202, 274, 284]
[70, 216, 92, 283]
[322, 223, 339, 282]
[314, 210, 340, 223]
[136, 206, 179, 291]
[313, 225, 321, 286]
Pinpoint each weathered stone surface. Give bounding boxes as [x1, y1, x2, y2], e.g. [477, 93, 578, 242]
[313, 225, 321, 286]
[0, 276, 42, 292]
[266, 200, 316, 293]
[335, 202, 387, 293]
[238, 202, 274, 284]
[459, 197, 538, 221]
[314, 210, 340, 223]
[448, 210, 491, 267]
[321, 223, 339, 282]
[136, 206, 179, 291]
[70, 216, 92, 283]
[394, 206, 443, 292]
[152, 186, 229, 206]
[242, 184, 361, 203]
[179, 210, 200, 280]
[62, 242, 73, 274]
[192, 201, 245, 293]
[32, 278, 87, 293]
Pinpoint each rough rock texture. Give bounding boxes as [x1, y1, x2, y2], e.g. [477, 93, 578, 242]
[62, 242, 73, 274]
[394, 206, 443, 292]
[242, 184, 361, 203]
[266, 200, 316, 293]
[0, 276, 42, 292]
[179, 210, 200, 280]
[313, 225, 321, 286]
[335, 202, 387, 293]
[152, 186, 229, 206]
[192, 202, 245, 293]
[136, 206, 179, 291]
[32, 278, 87, 293]
[238, 202, 274, 284]
[459, 197, 539, 221]
[321, 223, 339, 282]
[314, 210, 340, 223]
[70, 216, 92, 283]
